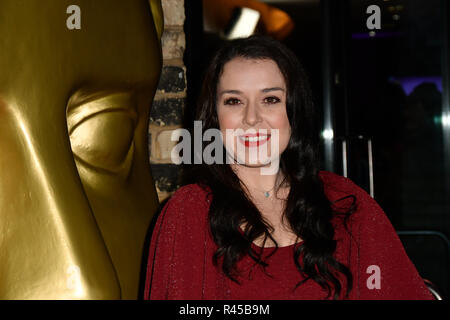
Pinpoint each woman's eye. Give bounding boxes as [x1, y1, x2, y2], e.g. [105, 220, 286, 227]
[263, 96, 281, 104]
[224, 98, 241, 105]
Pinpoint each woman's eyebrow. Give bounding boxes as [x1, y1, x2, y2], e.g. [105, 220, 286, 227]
[219, 89, 242, 96]
[262, 87, 285, 93]
[219, 87, 285, 96]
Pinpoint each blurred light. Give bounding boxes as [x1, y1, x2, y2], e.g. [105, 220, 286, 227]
[388, 76, 442, 95]
[369, 31, 376, 37]
[224, 7, 260, 40]
[443, 113, 450, 127]
[393, 14, 400, 21]
[322, 129, 334, 140]
[434, 116, 441, 125]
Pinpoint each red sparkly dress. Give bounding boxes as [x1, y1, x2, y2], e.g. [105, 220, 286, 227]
[144, 171, 434, 300]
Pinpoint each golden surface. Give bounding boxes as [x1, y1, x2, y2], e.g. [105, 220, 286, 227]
[0, 0, 162, 299]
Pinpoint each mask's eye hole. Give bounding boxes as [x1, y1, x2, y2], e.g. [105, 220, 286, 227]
[66, 90, 137, 177]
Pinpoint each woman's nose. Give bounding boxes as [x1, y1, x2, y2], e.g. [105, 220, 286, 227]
[243, 100, 262, 126]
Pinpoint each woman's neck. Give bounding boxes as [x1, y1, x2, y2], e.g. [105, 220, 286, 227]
[231, 164, 298, 247]
[230, 163, 289, 202]
[231, 164, 280, 193]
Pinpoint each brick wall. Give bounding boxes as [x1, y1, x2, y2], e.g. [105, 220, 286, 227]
[149, 0, 186, 202]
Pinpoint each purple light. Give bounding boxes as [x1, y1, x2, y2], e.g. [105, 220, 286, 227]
[389, 76, 442, 95]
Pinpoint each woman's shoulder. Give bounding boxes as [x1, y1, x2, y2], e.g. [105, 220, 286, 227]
[319, 170, 368, 202]
[169, 183, 211, 201]
[318, 170, 384, 226]
[162, 183, 212, 216]
[318, 170, 396, 241]
[152, 184, 212, 240]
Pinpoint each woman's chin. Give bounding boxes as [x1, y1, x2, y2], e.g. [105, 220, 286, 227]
[232, 158, 277, 168]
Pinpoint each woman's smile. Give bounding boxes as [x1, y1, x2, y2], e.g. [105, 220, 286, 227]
[238, 132, 272, 147]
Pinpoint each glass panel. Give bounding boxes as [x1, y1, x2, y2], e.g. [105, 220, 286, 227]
[340, 0, 450, 296]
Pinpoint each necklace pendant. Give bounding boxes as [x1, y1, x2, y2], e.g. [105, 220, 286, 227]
[264, 191, 270, 198]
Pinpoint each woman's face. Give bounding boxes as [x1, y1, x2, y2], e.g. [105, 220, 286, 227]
[217, 57, 291, 169]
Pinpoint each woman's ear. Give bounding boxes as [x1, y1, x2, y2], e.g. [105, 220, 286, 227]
[149, 0, 164, 41]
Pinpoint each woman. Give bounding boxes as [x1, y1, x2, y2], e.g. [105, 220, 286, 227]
[144, 36, 433, 300]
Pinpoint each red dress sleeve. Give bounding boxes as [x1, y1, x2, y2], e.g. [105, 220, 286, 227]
[328, 174, 435, 300]
[143, 191, 177, 300]
[143, 184, 210, 300]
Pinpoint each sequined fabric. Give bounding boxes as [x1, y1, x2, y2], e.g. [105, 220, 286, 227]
[144, 171, 434, 300]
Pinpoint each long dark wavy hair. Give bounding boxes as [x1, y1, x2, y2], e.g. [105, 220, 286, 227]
[188, 35, 355, 299]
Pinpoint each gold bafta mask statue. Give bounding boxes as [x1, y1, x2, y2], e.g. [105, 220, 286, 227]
[0, 0, 162, 299]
